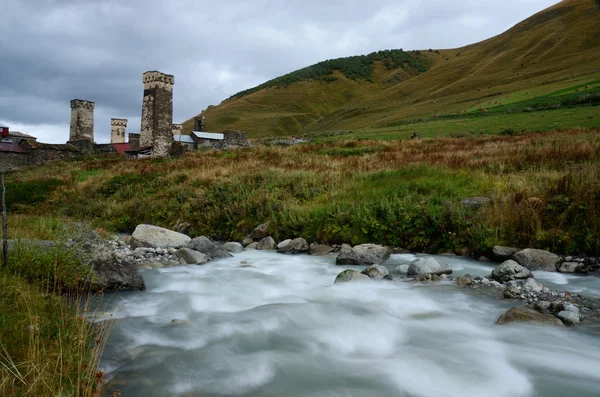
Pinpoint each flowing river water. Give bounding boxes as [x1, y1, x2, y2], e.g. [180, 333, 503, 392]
[100, 252, 600, 397]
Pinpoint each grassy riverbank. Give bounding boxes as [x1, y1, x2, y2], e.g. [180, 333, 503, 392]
[5, 127, 600, 256]
[0, 232, 111, 396]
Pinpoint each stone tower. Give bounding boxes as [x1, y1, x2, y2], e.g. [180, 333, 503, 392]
[194, 115, 205, 132]
[110, 118, 127, 144]
[69, 99, 95, 141]
[172, 123, 183, 136]
[140, 71, 175, 157]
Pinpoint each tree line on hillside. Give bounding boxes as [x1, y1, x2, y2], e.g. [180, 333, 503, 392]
[230, 49, 429, 100]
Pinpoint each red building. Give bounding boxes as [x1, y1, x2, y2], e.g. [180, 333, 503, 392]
[0, 123, 8, 137]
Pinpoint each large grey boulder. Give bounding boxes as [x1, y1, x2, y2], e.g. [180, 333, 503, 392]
[336, 244, 391, 266]
[491, 260, 534, 283]
[334, 269, 371, 284]
[556, 311, 580, 325]
[186, 236, 233, 259]
[175, 248, 209, 265]
[496, 307, 563, 327]
[222, 242, 244, 253]
[558, 262, 584, 273]
[256, 236, 276, 250]
[277, 238, 309, 254]
[513, 249, 560, 272]
[242, 222, 270, 246]
[309, 243, 334, 255]
[131, 224, 191, 249]
[407, 257, 452, 276]
[492, 246, 520, 261]
[361, 265, 389, 279]
[394, 264, 410, 275]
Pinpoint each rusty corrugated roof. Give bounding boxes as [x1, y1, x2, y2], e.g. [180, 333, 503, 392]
[0, 143, 29, 153]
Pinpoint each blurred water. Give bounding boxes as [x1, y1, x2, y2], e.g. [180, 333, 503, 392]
[100, 252, 600, 397]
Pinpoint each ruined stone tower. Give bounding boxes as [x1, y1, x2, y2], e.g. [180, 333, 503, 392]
[140, 71, 174, 157]
[69, 99, 95, 141]
[110, 118, 127, 144]
[194, 115, 205, 132]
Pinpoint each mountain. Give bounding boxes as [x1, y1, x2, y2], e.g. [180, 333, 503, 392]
[183, 0, 600, 138]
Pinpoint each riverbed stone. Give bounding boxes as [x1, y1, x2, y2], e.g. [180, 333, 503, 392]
[513, 249, 560, 272]
[361, 265, 389, 279]
[222, 242, 244, 253]
[242, 222, 270, 246]
[407, 257, 452, 276]
[246, 242, 258, 249]
[394, 265, 410, 274]
[256, 236, 276, 250]
[336, 244, 391, 265]
[277, 238, 309, 254]
[456, 275, 474, 288]
[334, 269, 371, 284]
[496, 307, 564, 326]
[522, 278, 543, 294]
[131, 224, 191, 249]
[492, 246, 520, 261]
[309, 243, 334, 255]
[175, 248, 209, 265]
[277, 239, 292, 250]
[558, 262, 584, 273]
[491, 260, 533, 283]
[556, 311, 580, 325]
[186, 236, 216, 254]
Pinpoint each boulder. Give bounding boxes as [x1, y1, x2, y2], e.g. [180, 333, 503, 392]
[131, 224, 191, 249]
[361, 265, 389, 279]
[407, 257, 452, 276]
[394, 265, 410, 274]
[496, 307, 564, 326]
[522, 278, 543, 294]
[336, 244, 391, 266]
[558, 262, 584, 273]
[277, 238, 309, 254]
[461, 197, 491, 209]
[456, 275, 474, 288]
[309, 243, 334, 256]
[277, 239, 292, 250]
[242, 236, 254, 247]
[491, 260, 534, 283]
[512, 249, 560, 272]
[222, 242, 244, 253]
[334, 270, 371, 284]
[256, 236, 276, 250]
[492, 246, 520, 261]
[175, 248, 209, 265]
[206, 248, 233, 260]
[556, 310, 580, 325]
[246, 242, 258, 250]
[186, 236, 216, 254]
[242, 222, 270, 246]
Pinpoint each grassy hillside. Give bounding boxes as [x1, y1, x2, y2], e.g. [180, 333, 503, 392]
[184, 0, 600, 138]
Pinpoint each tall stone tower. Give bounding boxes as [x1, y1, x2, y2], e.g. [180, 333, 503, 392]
[140, 71, 175, 157]
[110, 118, 127, 144]
[69, 99, 95, 141]
[194, 115, 205, 132]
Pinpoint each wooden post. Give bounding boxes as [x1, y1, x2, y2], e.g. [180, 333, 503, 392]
[1, 168, 7, 268]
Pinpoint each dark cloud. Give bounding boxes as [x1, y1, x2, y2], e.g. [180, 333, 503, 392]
[0, 0, 559, 143]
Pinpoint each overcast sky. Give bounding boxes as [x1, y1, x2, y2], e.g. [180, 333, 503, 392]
[0, 0, 560, 143]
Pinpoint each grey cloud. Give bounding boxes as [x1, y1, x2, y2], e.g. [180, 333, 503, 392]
[0, 0, 559, 143]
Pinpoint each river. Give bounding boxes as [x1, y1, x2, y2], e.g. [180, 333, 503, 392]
[100, 251, 600, 396]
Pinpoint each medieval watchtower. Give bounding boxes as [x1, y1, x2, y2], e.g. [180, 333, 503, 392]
[110, 118, 128, 144]
[140, 71, 174, 157]
[69, 99, 95, 141]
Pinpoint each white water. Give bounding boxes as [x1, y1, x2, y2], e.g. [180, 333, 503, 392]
[101, 252, 600, 397]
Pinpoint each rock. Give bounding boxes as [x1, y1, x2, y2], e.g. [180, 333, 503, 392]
[175, 248, 209, 265]
[407, 257, 452, 276]
[336, 244, 391, 266]
[256, 236, 276, 250]
[512, 249, 560, 272]
[456, 275, 474, 288]
[242, 222, 270, 245]
[186, 236, 216, 254]
[491, 260, 533, 283]
[222, 242, 244, 253]
[478, 256, 492, 262]
[277, 238, 309, 254]
[207, 248, 233, 260]
[117, 235, 132, 246]
[361, 265, 389, 279]
[131, 224, 191, 249]
[246, 242, 258, 249]
[309, 243, 334, 255]
[461, 197, 491, 209]
[394, 265, 410, 274]
[557, 302, 581, 316]
[277, 239, 292, 250]
[496, 307, 564, 326]
[334, 269, 371, 284]
[534, 301, 551, 313]
[556, 311, 580, 325]
[522, 278, 543, 294]
[392, 247, 411, 254]
[558, 262, 584, 273]
[492, 246, 520, 261]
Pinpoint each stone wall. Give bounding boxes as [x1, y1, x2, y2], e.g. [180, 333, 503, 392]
[25, 143, 81, 166]
[194, 131, 251, 150]
[140, 71, 174, 157]
[129, 133, 140, 149]
[0, 151, 29, 170]
[111, 118, 127, 144]
[69, 99, 95, 141]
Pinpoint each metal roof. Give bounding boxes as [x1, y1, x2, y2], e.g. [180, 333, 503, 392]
[173, 134, 195, 144]
[9, 131, 37, 139]
[193, 131, 224, 140]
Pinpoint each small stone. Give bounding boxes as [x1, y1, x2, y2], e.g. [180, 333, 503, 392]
[456, 275, 473, 288]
